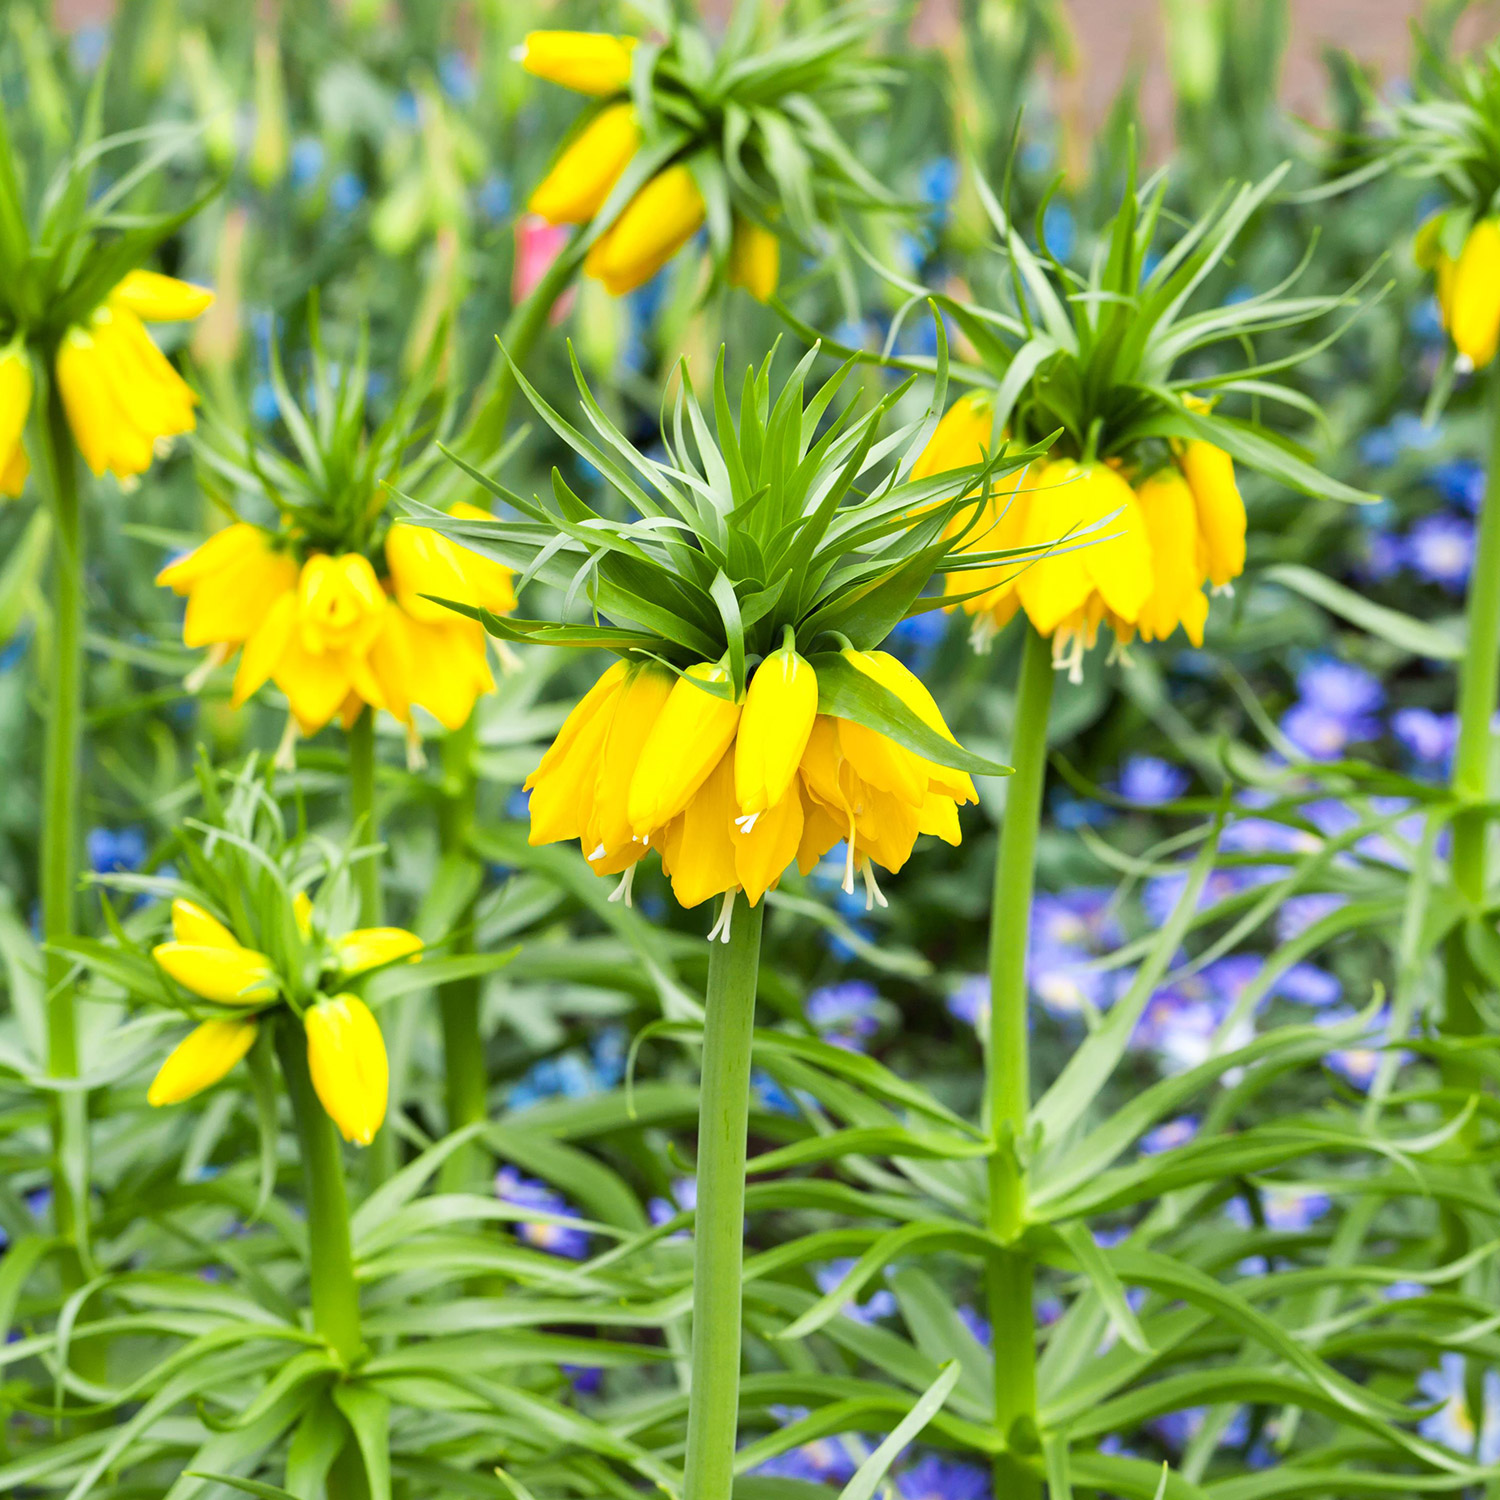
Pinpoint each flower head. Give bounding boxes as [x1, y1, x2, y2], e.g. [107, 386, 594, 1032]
[306, 994, 389, 1146]
[152, 899, 279, 1006]
[148, 1018, 259, 1106]
[0, 339, 31, 498]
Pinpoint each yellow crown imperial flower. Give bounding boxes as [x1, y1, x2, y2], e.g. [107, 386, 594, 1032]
[156, 523, 300, 651]
[524, 659, 629, 847]
[586, 662, 676, 871]
[911, 389, 996, 482]
[55, 271, 213, 480]
[1131, 468, 1211, 647]
[528, 102, 642, 226]
[333, 926, 423, 976]
[518, 30, 637, 96]
[148, 1017, 259, 1106]
[584, 164, 707, 296]
[305, 995, 389, 1146]
[153, 898, 278, 1004]
[0, 338, 32, 499]
[735, 642, 818, 817]
[727, 217, 780, 303]
[1175, 436, 1246, 591]
[628, 660, 741, 835]
[1435, 219, 1500, 371]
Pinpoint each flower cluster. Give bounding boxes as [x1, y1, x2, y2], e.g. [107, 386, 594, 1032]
[526, 643, 975, 927]
[1416, 213, 1500, 371]
[150, 896, 420, 1145]
[157, 503, 515, 750]
[914, 389, 1246, 676]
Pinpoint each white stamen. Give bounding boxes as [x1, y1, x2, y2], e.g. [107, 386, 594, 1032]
[405, 723, 428, 772]
[1211, 581, 1235, 598]
[842, 840, 856, 895]
[509, 43, 528, 62]
[587, 842, 607, 863]
[274, 715, 299, 772]
[183, 642, 232, 693]
[861, 861, 888, 911]
[609, 865, 637, 907]
[707, 889, 736, 943]
[1457, 353, 1475, 376]
[735, 811, 761, 833]
[970, 615, 999, 654]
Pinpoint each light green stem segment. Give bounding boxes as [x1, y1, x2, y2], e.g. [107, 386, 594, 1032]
[276, 1018, 363, 1367]
[682, 899, 766, 1500]
[347, 706, 381, 927]
[455, 230, 588, 461]
[39, 377, 90, 1268]
[1444, 366, 1500, 1114]
[437, 715, 488, 1191]
[985, 625, 1053, 1498]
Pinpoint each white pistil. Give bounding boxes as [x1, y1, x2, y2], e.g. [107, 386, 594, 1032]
[707, 889, 737, 943]
[587, 842, 607, 863]
[734, 811, 761, 833]
[183, 642, 232, 693]
[609, 865, 637, 907]
[861, 860, 888, 912]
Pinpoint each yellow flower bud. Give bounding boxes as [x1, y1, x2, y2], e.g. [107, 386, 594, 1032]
[305, 995, 389, 1146]
[170, 898, 238, 948]
[1446, 219, 1500, 370]
[529, 102, 641, 226]
[109, 269, 216, 323]
[148, 1018, 258, 1106]
[384, 521, 475, 624]
[585, 165, 706, 296]
[591, 663, 676, 856]
[518, 31, 637, 95]
[293, 891, 314, 939]
[152, 941, 278, 1005]
[1177, 441, 1245, 589]
[333, 926, 423, 976]
[0, 339, 31, 499]
[447, 502, 518, 615]
[628, 661, 741, 836]
[1134, 468, 1210, 647]
[525, 660, 628, 846]
[735, 648, 818, 816]
[911, 390, 995, 481]
[728, 217, 779, 303]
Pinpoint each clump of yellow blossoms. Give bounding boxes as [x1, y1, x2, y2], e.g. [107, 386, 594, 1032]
[912, 388, 1247, 679]
[157, 501, 516, 756]
[526, 642, 974, 932]
[0, 270, 212, 497]
[149, 895, 419, 1146]
[518, 18, 887, 300]
[1417, 215, 1500, 372]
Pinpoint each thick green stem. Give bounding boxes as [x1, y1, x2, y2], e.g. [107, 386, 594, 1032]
[682, 900, 765, 1500]
[276, 1019, 363, 1366]
[39, 379, 89, 1270]
[1443, 367, 1500, 1118]
[985, 625, 1053, 1497]
[347, 706, 381, 927]
[455, 230, 587, 461]
[437, 715, 488, 1192]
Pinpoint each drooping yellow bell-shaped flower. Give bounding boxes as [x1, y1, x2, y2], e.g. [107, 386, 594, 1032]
[584, 165, 707, 296]
[333, 927, 423, 976]
[148, 1017, 259, 1106]
[0, 339, 31, 499]
[728, 216, 780, 303]
[1176, 441, 1245, 590]
[518, 30, 637, 95]
[446, 502, 520, 616]
[1132, 468, 1210, 647]
[153, 898, 278, 1005]
[735, 646, 818, 816]
[658, 750, 740, 909]
[731, 779, 805, 905]
[169, 898, 239, 948]
[1442, 219, 1500, 370]
[156, 523, 300, 649]
[525, 660, 628, 846]
[629, 660, 741, 835]
[110, 269, 216, 322]
[911, 389, 996, 481]
[529, 102, 641, 226]
[305, 994, 389, 1146]
[589, 662, 676, 866]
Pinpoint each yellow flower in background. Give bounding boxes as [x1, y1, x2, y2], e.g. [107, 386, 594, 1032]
[55, 270, 213, 480]
[518, 30, 637, 95]
[526, 647, 975, 922]
[0, 339, 32, 498]
[728, 217, 780, 302]
[584, 164, 707, 296]
[529, 102, 641, 225]
[333, 926, 423, 976]
[1420, 216, 1500, 370]
[148, 1017, 258, 1106]
[1131, 468, 1210, 647]
[1175, 436, 1246, 590]
[911, 389, 996, 482]
[152, 898, 278, 1005]
[160, 511, 516, 742]
[305, 994, 389, 1146]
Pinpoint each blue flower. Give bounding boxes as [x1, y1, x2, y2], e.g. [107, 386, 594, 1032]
[815, 1260, 897, 1324]
[563, 1363, 603, 1396]
[947, 976, 988, 1030]
[1032, 889, 1120, 950]
[1041, 201, 1075, 262]
[476, 173, 512, 224]
[1411, 295, 1446, 343]
[647, 1177, 695, 1239]
[919, 156, 959, 206]
[329, 171, 366, 214]
[1430, 457, 1487, 511]
[1031, 944, 1115, 1019]
[439, 51, 476, 102]
[753, 1069, 799, 1116]
[1390, 412, 1442, 452]
[1405, 513, 1475, 590]
[1273, 963, 1341, 1007]
[1391, 707, 1459, 772]
[958, 1305, 991, 1345]
[251, 381, 281, 425]
[289, 136, 325, 189]
[1275, 892, 1347, 944]
[1319, 1005, 1405, 1091]
[1358, 425, 1399, 468]
[1355, 523, 1404, 582]
[1115, 755, 1189, 806]
[1418, 1354, 1500, 1462]
[897, 1455, 991, 1500]
[495, 1166, 589, 1259]
[1295, 657, 1385, 720]
[807, 981, 882, 1051]
[753, 1434, 861, 1484]
[1140, 1116, 1199, 1154]
[1051, 788, 1109, 828]
[1281, 703, 1376, 761]
[87, 826, 147, 875]
[885, 609, 949, 673]
[1225, 1185, 1330, 1233]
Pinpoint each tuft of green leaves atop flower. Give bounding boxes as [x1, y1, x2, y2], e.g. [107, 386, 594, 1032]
[416, 333, 1046, 773]
[520, 0, 898, 302]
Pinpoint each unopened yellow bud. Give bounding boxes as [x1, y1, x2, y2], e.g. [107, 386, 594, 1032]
[170, 898, 239, 949]
[0, 340, 31, 497]
[735, 648, 818, 815]
[628, 661, 741, 835]
[110, 269, 215, 323]
[728, 217, 779, 303]
[1447, 219, 1500, 370]
[333, 927, 423, 976]
[529, 102, 641, 226]
[518, 31, 637, 95]
[1177, 440, 1245, 589]
[305, 995, 388, 1146]
[148, 1018, 258, 1106]
[153, 940, 279, 1005]
[585, 165, 706, 296]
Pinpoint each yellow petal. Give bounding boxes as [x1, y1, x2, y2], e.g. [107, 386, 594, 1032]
[148, 1018, 258, 1106]
[796, 778, 849, 876]
[728, 216, 779, 302]
[1177, 441, 1245, 589]
[306, 995, 388, 1146]
[1448, 220, 1500, 368]
[587, 165, 705, 296]
[735, 649, 818, 815]
[660, 750, 739, 909]
[55, 328, 142, 477]
[234, 590, 298, 708]
[628, 661, 741, 835]
[385, 521, 475, 624]
[589, 663, 675, 858]
[0, 441, 28, 498]
[0, 340, 32, 473]
[171, 898, 238, 948]
[519, 30, 637, 95]
[526, 661, 628, 846]
[297, 553, 386, 655]
[334, 926, 423, 976]
[732, 781, 804, 904]
[1134, 467, 1210, 644]
[404, 616, 493, 730]
[293, 891, 314, 939]
[447, 502, 518, 614]
[110, 269, 215, 322]
[911, 390, 995, 481]
[152, 942, 278, 1004]
[528, 102, 641, 225]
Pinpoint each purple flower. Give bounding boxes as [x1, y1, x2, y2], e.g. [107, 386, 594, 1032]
[1405, 514, 1474, 590]
[647, 1178, 696, 1239]
[1031, 889, 1121, 949]
[1418, 1354, 1500, 1461]
[1031, 944, 1115, 1018]
[815, 1260, 897, 1324]
[563, 1363, 603, 1396]
[958, 1306, 991, 1345]
[897, 1455, 991, 1500]
[754, 1436, 861, 1484]
[1140, 1116, 1199, 1155]
[807, 981, 882, 1051]
[1355, 524, 1404, 582]
[495, 1166, 589, 1259]
[948, 976, 989, 1030]
[1320, 1005, 1406, 1090]
[1273, 963, 1342, 1006]
[1295, 658, 1385, 719]
[1115, 755, 1190, 805]
[1226, 1186, 1330, 1233]
[1430, 457, 1487, 511]
[1392, 707, 1459, 771]
[1276, 892, 1348, 944]
[753, 1070, 799, 1116]
[1281, 703, 1377, 761]
[1142, 868, 1254, 926]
